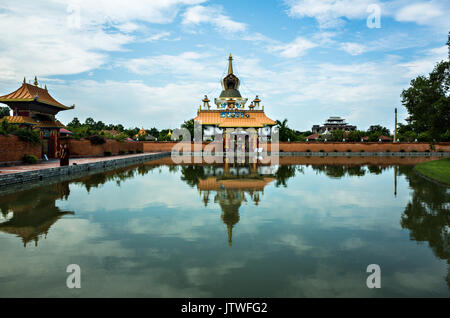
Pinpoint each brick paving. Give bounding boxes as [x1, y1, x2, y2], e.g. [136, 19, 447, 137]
[0, 153, 159, 175]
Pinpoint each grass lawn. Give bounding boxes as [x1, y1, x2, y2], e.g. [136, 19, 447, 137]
[414, 158, 450, 186]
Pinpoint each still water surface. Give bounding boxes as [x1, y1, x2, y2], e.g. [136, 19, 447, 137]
[0, 157, 449, 297]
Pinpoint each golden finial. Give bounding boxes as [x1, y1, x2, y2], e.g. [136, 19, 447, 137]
[34, 76, 38, 86]
[228, 224, 233, 247]
[228, 53, 233, 75]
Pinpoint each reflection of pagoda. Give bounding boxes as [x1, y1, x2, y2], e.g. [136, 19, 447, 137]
[0, 183, 74, 247]
[196, 163, 275, 246]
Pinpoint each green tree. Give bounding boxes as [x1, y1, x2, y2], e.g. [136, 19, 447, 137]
[0, 106, 10, 119]
[276, 119, 301, 141]
[367, 125, 390, 136]
[67, 117, 81, 128]
[330, 129, 345, 141]
[401, 35, 449, 141]
[84, 117, 95, 128]
[181, 119, 195, 141]
[347, 130, 364, 142]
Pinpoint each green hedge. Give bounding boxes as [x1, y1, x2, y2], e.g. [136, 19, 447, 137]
[23, 154, 38, 164]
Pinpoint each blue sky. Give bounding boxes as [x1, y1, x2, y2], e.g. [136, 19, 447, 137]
[0, 0, 448, 131]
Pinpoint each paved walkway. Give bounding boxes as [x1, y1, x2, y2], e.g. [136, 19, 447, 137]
[0, 153, 159, 175]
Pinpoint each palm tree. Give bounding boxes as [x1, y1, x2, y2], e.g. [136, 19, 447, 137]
[276, 119, 290, 141]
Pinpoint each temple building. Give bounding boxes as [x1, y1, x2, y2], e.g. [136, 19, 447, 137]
[194, 54, 276, 152]
[311, 116, 356, 135]
[0, 77, 74, 158]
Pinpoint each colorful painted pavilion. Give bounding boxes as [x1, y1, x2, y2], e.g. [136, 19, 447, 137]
[0, 77, 74, 158]
[194, 54, 276, 152]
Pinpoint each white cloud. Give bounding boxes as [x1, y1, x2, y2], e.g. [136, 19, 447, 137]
[270, 36, 318, 58]
[119, 51, 220, 78]
[182, 5, 247, 32]
[54, 78, 217, 129]
[285, 0, 379, 28]
[0, 0, 206, 81]
[143, 31, 172, 42]
[398, 45, 448, 78]
[285, 0, 450, 29]
[340, 42, 367, 55]
[395, 2, 446, 26]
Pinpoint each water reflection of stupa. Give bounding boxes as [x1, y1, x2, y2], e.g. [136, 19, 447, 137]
[0, 183, 74, 247]
[195, 163, 277, 246]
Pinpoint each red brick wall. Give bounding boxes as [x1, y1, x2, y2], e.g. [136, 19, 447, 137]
[61, 139, 144, 157]
[0, 135, 41, 163]
[142, 141, 450, 153]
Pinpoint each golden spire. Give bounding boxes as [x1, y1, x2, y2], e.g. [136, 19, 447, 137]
[228, 53, 233, 75]
[34, 76, 38, 86]
[228, 224, 233, 247]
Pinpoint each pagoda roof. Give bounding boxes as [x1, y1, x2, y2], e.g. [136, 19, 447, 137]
[0, 83, 73, 110]
[1, 116, 37, 125]
[194, 110, 276, 128]
[2, 114, 66, 129]
[306, 133, 319, 140]
[198, 177, 275, 191]
[35, 120, 65, 129]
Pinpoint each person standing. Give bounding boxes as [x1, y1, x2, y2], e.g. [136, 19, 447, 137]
[64, 144, 70, 166]
[59, 144, 65, 166]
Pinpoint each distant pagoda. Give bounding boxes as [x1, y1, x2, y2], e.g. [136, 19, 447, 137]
[311, 116, 356, 135]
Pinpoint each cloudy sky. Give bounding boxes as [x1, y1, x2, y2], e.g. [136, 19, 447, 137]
[0, 0, 448, 131]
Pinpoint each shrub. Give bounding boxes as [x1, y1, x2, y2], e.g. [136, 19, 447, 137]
[319, 149, 324, 152]
[361, 149, 365, 152]
[386, 149, 391, 152]
[400, 149, 405, 152]
[417, 131, 431, 142]
[425, 149, 430, 153]
[88, 135, 106, 145]
[0, 120, 13, 135]
[128, 150, 135, 154]
[411, 149, 418, 152]
[333, 149, 338, 152]
[347, 149, 352, 152]
[136, 149, 143, 154]
[104, 151, 112, 156]
[23, 154, 38, 164]
[119, 150, 126, 155]
[306, 149, 311, 152]
[441, 130, 450, 142]
[438, 149, 444, 153]
[13, 128, 41, 144]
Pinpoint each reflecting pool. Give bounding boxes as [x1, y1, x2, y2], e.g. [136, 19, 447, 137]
[0, 157, 449, 297]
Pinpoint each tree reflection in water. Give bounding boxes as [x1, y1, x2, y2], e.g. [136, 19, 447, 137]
[398, 166, 450, 288]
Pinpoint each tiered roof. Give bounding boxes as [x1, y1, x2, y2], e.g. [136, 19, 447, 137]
[1, 116, 65, 128]
[194, 110, 276, 128]
[0, 81, 73, 110]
